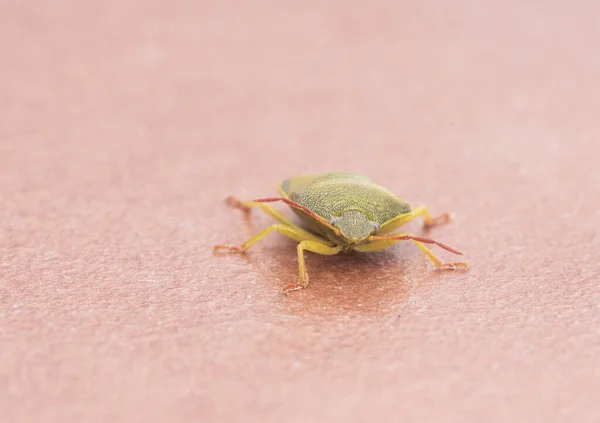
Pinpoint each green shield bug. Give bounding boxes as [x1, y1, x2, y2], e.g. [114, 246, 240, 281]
[214, 173, 468, 294]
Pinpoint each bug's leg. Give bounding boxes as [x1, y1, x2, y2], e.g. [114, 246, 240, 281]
[214, 223, 328, 254]
[280, 241, 343, 295]
[413, 206, 453, 229]
[379, 206, 452, 235]
[355, 233, 468, 270]
[225, 196, 295, 226]
[214, 224, 339, 295]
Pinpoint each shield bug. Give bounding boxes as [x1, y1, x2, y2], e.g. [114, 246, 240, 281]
[214, 173, 468, 294]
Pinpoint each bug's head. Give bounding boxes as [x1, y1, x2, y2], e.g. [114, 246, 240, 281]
[329, 210, 380, 244]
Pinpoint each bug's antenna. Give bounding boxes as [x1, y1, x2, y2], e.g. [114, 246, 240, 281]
[369, 235, 463, 255]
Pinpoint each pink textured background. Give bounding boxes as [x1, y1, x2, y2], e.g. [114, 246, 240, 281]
[2, 1, 599, 422]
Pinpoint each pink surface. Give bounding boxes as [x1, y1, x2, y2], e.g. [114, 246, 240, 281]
[2, 1, 600, 422]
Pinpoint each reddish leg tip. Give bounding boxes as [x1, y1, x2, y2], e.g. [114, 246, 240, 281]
[424, 213, 452, 229]
[279, 282, 307, 295]
[225, 196, 250, 213]
[438, 262, 469, 271]
[213, 244, 243, 253]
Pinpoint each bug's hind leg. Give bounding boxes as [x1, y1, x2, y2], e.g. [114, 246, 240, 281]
[224, 195, 295, 226]
[280, 241, 342, 295]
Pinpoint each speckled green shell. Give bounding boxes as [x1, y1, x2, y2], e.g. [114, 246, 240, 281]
[278, 173, 411, 236]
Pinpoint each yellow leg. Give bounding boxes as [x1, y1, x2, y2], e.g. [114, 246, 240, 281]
[225, 195, 295, 226]
[214, 223, 328, 253]
[379, 206, 451, 235]
[214, 223, 340, 295]
[280, 241, 343, 295]
[355, 233, 468, 270]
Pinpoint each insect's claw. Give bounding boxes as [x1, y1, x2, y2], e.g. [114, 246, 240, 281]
[213, 244, 246, 254]
[437, 261, 469, 271]
[279, 281, 308, 295]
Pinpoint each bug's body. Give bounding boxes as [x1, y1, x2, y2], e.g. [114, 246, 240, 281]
[214, 173, 468, 294]
[280, 173, 410, 251]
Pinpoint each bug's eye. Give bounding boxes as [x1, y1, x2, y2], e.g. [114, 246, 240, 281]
[329, 216, 340, 227]
[371, 221, 380, 234]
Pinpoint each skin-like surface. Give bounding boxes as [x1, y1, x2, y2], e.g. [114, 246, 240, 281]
[2, 1, 600, 422]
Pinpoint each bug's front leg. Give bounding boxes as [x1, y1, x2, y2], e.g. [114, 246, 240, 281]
[356, 233, 468, 270]
[279, 241, 342, 295]
[214, 224, 340, 295]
